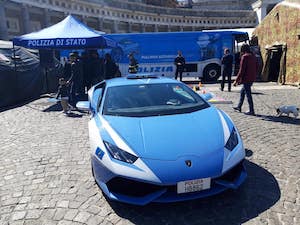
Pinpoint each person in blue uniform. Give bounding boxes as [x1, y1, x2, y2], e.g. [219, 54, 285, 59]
[174, 50, 185, 81]
[220, 48, 233, 92]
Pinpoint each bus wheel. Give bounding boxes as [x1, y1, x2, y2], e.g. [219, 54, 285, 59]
[203, 64, 221, 82]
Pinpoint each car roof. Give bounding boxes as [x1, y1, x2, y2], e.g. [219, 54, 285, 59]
[105, 74, 180, 87]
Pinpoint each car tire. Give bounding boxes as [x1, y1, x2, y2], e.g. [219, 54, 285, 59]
[203, 64, 221, 82]
[91, 163, 96, 180]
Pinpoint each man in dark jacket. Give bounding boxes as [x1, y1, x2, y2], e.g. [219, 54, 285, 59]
[89, 51, 104, 86]
[66, 52, 84, 107]
[233, 44, 258, 116]
[104, 53, 119, 79]
[220, 48, 233, 91]
[174, 50, 185, 81]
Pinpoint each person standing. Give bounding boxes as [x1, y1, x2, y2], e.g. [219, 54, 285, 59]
[233, 44, 258, 116]
[220, 48, 233, 92]
[80, 51, 91, 91]
[104, 53, 119, 79]
[128, 53, 139, 74]
[174, 51, 185, 81]
[89, 50, 104, 86]
[67, 52, 83, 107]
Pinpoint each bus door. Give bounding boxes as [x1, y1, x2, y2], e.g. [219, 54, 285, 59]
[233, 33, 249, 75]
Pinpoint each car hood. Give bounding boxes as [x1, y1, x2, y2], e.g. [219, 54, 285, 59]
[103, 107, 225, 162]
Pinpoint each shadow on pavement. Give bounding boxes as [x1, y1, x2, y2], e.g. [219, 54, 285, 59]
[251, 91, 265, 95]
[258, 114, 300, 125]
[0, 97, 39, 113]
[42, 102, 62, 112]
[66, 112, 83, 118]
[108, 160, 280, 225]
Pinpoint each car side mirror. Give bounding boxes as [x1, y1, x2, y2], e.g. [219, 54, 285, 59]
[89, 88, 103, 110]
[76, 101, 90, 111]
[200, 93, 213, 101]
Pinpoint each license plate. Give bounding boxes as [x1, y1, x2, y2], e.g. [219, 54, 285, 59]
[177, 178, 211, 194]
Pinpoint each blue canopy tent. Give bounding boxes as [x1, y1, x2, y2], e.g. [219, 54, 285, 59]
[13, 15, 116, 49]
[10, 15, 117, 101]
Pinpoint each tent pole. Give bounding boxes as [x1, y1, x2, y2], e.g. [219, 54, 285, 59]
[13, 43, 17, 72]
[12, 43, 19, 103]
[45, 67, 49, 94]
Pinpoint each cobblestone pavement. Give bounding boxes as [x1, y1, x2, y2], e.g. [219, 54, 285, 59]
[0, 82, 299, 225]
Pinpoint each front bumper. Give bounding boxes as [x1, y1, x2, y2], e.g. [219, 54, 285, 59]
[92, 157, 247, 206]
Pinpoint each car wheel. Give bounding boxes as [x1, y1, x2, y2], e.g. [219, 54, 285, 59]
[203, 64, 221, 82]
[91, 163, 96, 180]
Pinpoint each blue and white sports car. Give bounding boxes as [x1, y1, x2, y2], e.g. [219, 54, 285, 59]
[77, 74, 247, 205]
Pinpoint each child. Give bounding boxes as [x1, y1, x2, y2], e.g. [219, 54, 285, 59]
[56, 78, 71, 115]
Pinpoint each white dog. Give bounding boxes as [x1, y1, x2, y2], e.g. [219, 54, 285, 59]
[276, 105, 299, 118]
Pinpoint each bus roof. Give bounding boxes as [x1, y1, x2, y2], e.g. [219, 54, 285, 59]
[108, 30, 249, 36]
[107, 30, 249, 43]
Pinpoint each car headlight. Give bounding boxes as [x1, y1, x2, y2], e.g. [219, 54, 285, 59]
[103, 141, 138, 164]
[225, 127, 239, 151]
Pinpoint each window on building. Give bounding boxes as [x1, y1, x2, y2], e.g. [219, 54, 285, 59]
[6, 17, 20, 32]
[30, 21, 41, 32]
[275, 12, 279, 22]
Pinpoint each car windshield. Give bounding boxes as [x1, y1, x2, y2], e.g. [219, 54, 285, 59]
[102, 83, 209, 117]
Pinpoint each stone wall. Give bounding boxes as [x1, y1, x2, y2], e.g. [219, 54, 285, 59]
[253, 2, 300, 84]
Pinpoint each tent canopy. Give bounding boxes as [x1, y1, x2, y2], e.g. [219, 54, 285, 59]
[13, 15, 116, 49]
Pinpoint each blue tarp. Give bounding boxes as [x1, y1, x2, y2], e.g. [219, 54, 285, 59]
[13, 15, 116, 49]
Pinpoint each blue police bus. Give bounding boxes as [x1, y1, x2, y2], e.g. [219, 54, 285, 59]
[105, 31, 249, 81]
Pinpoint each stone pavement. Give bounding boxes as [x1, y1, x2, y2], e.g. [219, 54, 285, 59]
[0, 82, 299, 225]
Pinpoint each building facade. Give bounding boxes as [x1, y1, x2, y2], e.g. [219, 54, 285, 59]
[252, 0, 283, 23]
[0, 0, 258, 40]
[191, 0, 255, 10]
